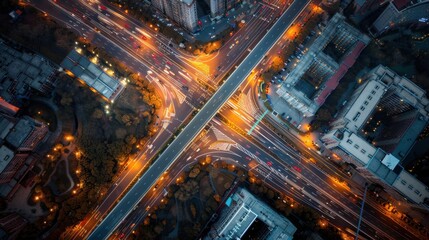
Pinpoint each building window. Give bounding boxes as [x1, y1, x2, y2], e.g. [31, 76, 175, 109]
[354, 144, 359, 149]
[368, 96, 373, 100]
[415, 190, 420, 195]
[353, 112, 361, 121]
[347, 139, 353, 144]
[361, 149, 366, 154]
[364, 101, 369, 105]
[408, 185, 413, 190]
[401, 180, 407, 185]
[371, 90, 376, 95]
[368, 154, 373, 158]
[375, 85, 380, 90]
[360, 106, 365, 111]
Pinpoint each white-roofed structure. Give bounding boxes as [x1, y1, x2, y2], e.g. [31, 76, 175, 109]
[61, 50, 125, 102]
[206, 188, 296, 240]
[322, 65, 429, 210]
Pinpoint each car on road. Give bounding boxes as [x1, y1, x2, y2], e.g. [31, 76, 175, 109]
[267, 161, 273, 167]
[293, 166, 302, 173]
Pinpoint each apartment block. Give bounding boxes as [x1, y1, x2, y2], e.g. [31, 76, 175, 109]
[276, 13, 370, 118]
[370, 0, 429, 36]
[205, 188, 296, 240]
[208, 0, 242, 18]
[152, 0, 198, 32]
[322, 65, 429, 209]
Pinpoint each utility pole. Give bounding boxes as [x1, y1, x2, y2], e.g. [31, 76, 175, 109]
[355, 183, 368, 240]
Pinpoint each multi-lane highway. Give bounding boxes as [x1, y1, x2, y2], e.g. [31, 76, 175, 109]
[30, 0, 288, 238]
[26, 0, 425, 239]
[88, 0, 311, 238]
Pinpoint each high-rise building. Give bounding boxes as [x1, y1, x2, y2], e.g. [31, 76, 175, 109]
[209, 0, 226, 18]
[205, 188, 296, 239]
[352, 0, 386, 15]
[322, 65, 429, 210]
[208, 0, 242, 18]
[152, 0, 198, 32]
[370, 0, 429, 36]
[276, 13, 370, 118]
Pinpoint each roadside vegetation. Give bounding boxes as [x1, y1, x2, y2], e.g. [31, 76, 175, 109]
[132, 157, 342, 240]
[0, 0, 76, 63]
[259, 4, 324, 85]
[107, 0, 235, 55]
[0, 1, 162, 238]
[18, 50, 160, 239]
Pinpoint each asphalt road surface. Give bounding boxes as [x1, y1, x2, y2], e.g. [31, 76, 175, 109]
[88, 0, 311, 239]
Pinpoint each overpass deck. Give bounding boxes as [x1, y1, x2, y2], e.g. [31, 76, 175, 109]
[88, 0, 311, 238]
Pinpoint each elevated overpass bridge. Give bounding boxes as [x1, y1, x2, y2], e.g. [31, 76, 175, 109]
[89, 0, 311, 238]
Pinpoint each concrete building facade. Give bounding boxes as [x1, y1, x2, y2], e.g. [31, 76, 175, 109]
[208, 0, 242, 18]
[152, 0, 198, 32]
[276, 13, 370, 118]
[209, 0, 226, 18]
[370, 0, 429, 36]
[206, 188, 296, 240]
[322, 65, 429, 209]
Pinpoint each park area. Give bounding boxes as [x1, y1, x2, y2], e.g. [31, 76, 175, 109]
[134, 157, 244, 239]
[0, 1, 162, 237]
